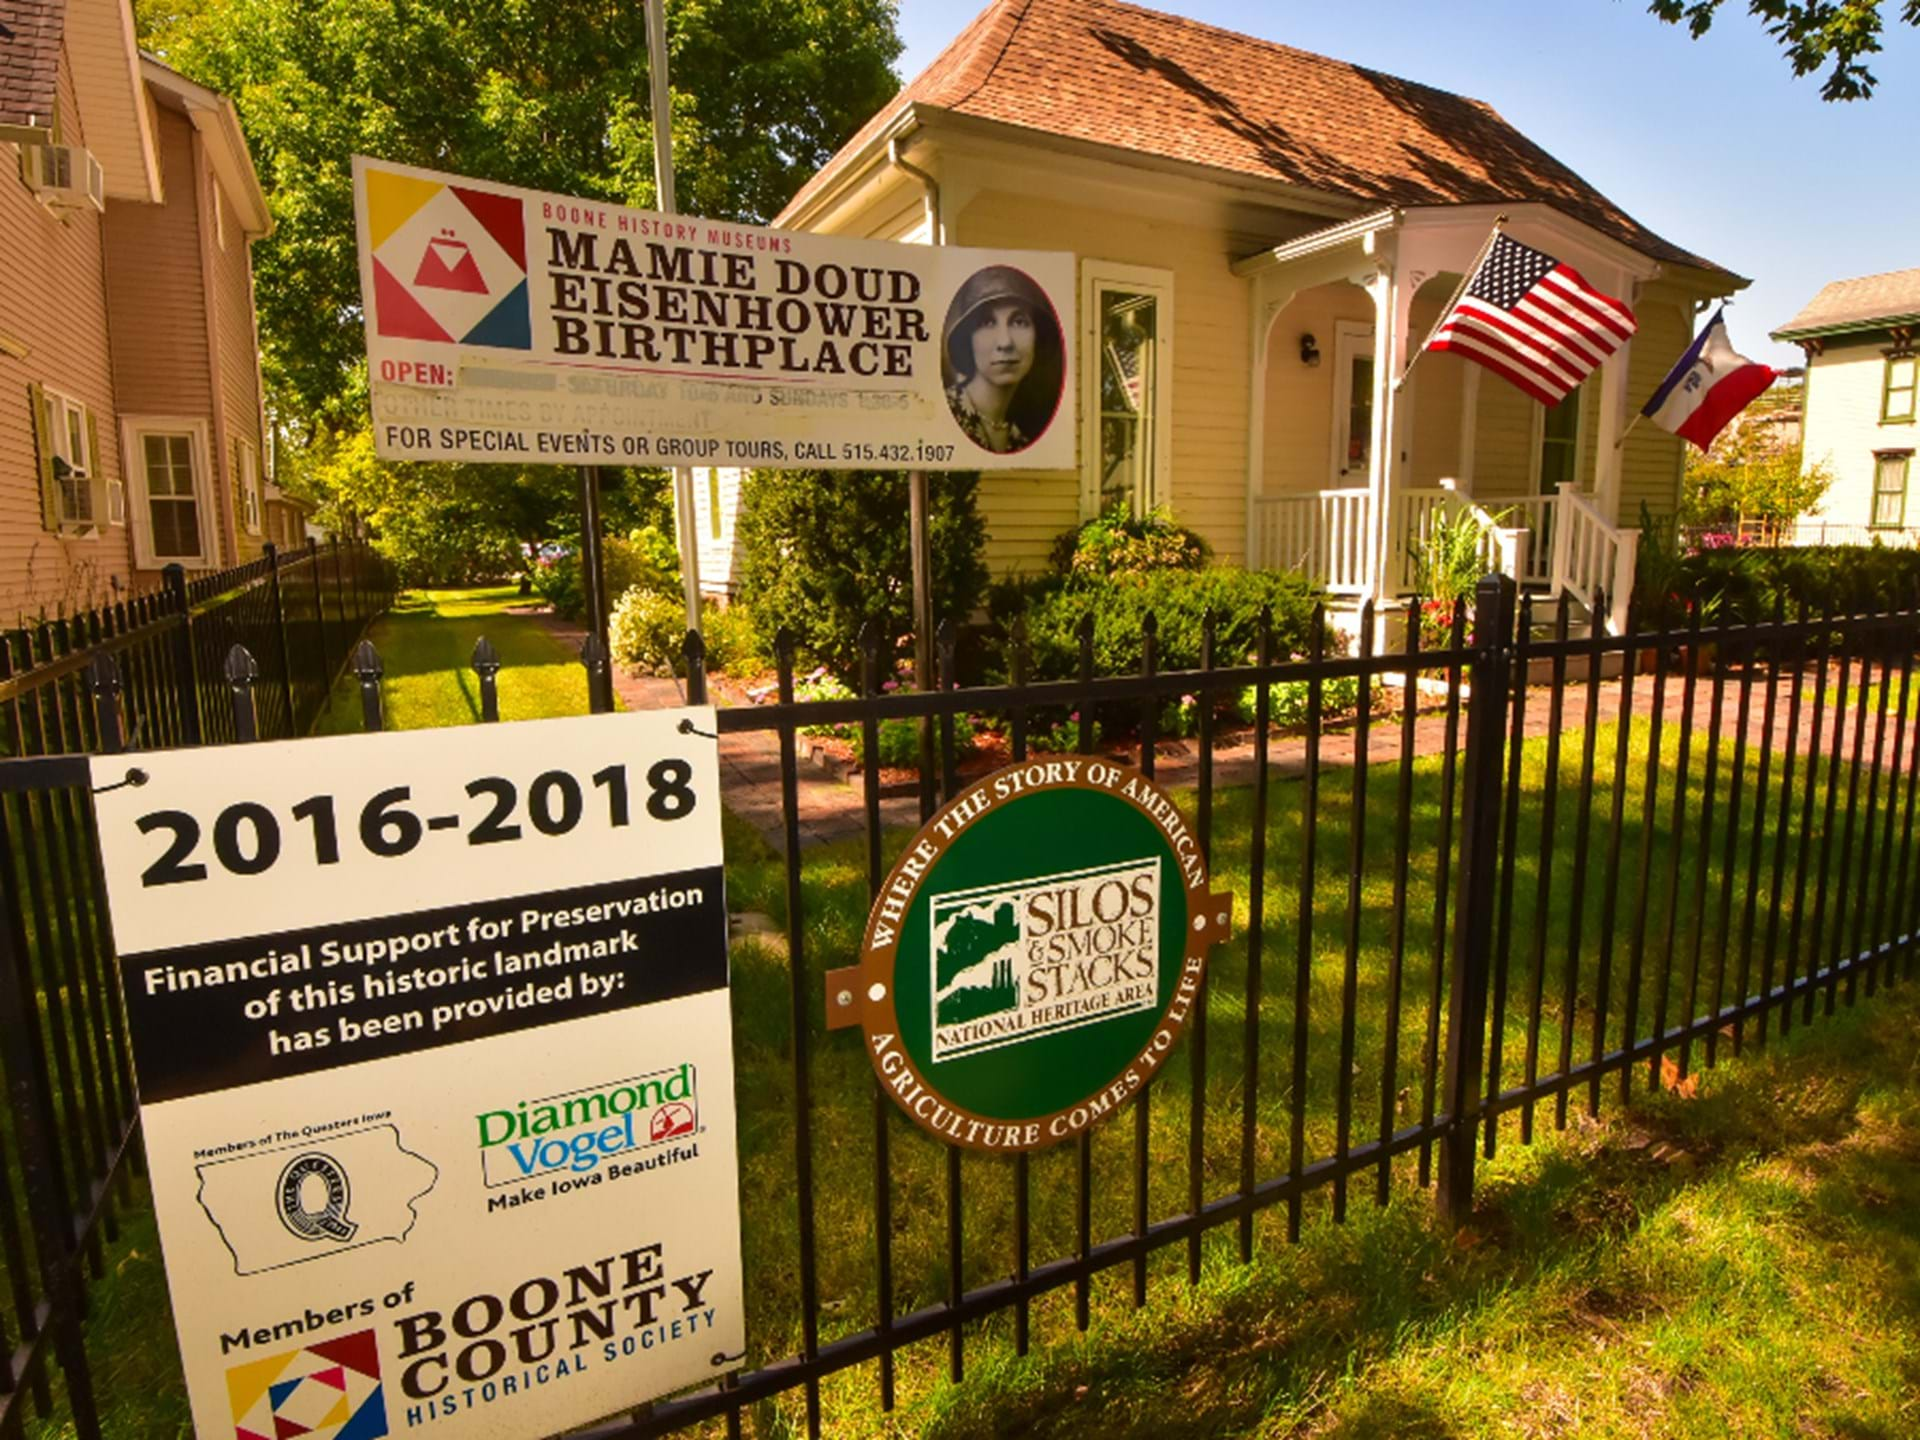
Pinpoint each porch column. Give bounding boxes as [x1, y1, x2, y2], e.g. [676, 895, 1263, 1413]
[1591, 272, 1639, 523]
[1361, 251, 1410, 606]
[1244, 272, 1279, 569]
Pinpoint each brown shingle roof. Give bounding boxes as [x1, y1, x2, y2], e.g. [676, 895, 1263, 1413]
[1772, 268, 1920, 341]
[782, 0, 1720, 273]
[0, 0, 61, 132]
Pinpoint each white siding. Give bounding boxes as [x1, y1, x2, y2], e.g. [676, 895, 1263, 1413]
[1801, 339, 1919, 529]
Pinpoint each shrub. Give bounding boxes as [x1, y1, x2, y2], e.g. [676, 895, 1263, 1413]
[1652, 543, 1920, 627]
[536, 526, 680, 620]
[1013, 568, 1327, 682]
[1029, 713, 1102, 753]
[735, 469, 989, 682]
[1408, 505, 1489, 609]
[700, 600, 767, 678]
[794, 671, 857, 741]
[1236, 675, 1366, 729]
[1049, 503, 1210, 580]
[607, 586, 688, 676]
[855, 715, 976, 768]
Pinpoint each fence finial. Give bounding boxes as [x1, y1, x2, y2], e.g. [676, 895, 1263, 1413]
[225, 643, 261, 742]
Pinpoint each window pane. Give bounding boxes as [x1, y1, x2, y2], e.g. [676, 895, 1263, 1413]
[1888, 358, 1918, 419]
[1346, 355, 1374, 472]
[1873, 456, 1909, 527]
[65, 407, 86, 472]
[151, 497, 200, 557]
[1099, 291, 1157, 512]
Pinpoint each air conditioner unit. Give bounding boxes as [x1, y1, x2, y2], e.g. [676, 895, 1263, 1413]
[23, 143, 105, 213]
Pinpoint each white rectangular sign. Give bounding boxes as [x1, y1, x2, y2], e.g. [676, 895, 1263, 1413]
[90, 709, 742, 1439]
[354, 156, 1075, 472]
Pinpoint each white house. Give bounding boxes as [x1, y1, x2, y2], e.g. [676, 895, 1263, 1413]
[1772, 267, 1919, 544]
[699, 0, 1746, 631]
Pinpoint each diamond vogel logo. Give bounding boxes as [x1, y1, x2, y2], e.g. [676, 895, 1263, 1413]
[362, 163, 532, 350]
[828, 759, 1233, 1152]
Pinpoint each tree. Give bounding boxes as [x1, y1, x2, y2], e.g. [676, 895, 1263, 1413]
[136, 0, 903, 430]
[136, 0, 900, 574]
[1678, 422, 1834, 540]
[1649, 0, 1918, 100]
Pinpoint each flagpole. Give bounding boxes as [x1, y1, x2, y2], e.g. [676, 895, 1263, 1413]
[1392, 214, 1508, 393]
[1612, 412, 1646, 452]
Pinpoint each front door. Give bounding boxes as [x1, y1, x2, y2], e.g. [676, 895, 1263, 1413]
[1331, 321, 1374, 487]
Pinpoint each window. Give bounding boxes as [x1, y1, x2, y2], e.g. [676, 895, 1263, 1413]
[1885, 355, 1918, 424]
[1874, 452, 1913, 529]
[28, 384, 99, 531]
[1539, 387, 1582, 494]
[1082, 262, 1172, 517]
[125, 420, 214, 566]
[1330, 321, 1374, 483]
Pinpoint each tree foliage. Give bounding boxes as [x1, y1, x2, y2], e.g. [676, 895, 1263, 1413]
[284, 427, 672, 584]
[1649, 0, 1918, 100]
[1678, 423, 1833, 538]
[137, 0, 903, 431]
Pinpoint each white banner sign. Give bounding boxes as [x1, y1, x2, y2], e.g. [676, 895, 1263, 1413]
[90, 709, 742, 1439]
[354, 156, 1076, 471]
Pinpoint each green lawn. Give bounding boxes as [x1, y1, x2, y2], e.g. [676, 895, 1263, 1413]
[25, 593, 1920, 1437]
[311, 586, 600, 733]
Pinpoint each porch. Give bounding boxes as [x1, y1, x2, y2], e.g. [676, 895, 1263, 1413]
[1236, 205, 1652, 635]
[1251, 483, 1639, 632]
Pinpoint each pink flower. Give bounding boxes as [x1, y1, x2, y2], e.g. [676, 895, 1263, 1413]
[881, 679, 899, 692]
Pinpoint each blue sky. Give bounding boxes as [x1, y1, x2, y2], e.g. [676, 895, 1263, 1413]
[894, 1, 1918, 371]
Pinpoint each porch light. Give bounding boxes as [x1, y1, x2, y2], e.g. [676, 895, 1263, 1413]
[1299, 333, 1320, 367]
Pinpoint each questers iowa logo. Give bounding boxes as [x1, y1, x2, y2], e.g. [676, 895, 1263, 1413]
[196, 1126, 438, 1276]
[362, 164, 531, 350]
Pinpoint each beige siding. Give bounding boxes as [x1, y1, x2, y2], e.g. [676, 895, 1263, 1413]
[1617, 282, 1692, 525]
[0, 53, 134, 621]
[953, 188, 1253, 572]
[212, 160, 266, 562]
[1260, 282, 1372, 495]
[1471, 363, 1536, 498]
[1800, 338, 1917, 529]
[103, 110, 209, 416]
[1405, 290, 1466, 486]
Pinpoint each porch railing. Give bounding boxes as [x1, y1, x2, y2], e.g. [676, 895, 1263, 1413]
[1256, 482, 1636, 632]
[1553, 488, 1638, 634]
[1252, 489, 1369, 595]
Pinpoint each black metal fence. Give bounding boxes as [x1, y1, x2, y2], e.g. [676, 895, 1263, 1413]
[0, 568, 1915, 1437]
[0, 538, 389, 1438]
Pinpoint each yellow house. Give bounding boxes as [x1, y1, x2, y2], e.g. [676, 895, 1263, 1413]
[1772, 268, 1919, 544]
[742, 0, 1747, 632]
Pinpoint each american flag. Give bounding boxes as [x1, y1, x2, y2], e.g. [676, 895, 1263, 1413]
[1425, 233, 1636, 406]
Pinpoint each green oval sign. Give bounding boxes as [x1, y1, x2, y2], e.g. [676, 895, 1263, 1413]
[827, 757, 1232, 1151]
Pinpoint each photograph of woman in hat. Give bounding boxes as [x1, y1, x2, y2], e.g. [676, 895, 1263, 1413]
[941, 265, 1065, 456]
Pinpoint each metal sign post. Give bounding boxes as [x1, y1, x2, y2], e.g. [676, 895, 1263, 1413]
[645, 0, 704, 639]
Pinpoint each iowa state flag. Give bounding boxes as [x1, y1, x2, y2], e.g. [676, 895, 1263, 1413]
[1642, 308, 1777, 451]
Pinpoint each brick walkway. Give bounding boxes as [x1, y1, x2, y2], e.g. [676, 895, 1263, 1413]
[527, 608, 1913, 854]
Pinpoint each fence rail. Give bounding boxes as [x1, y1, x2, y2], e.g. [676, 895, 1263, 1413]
[0, 537, 389, 1439]
[0, 567, 1917, 1438]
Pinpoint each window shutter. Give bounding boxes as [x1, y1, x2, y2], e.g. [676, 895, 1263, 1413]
[231, 437, 243, 546]
[27, 382, 59, 530]
[85, 407, 105, 524]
